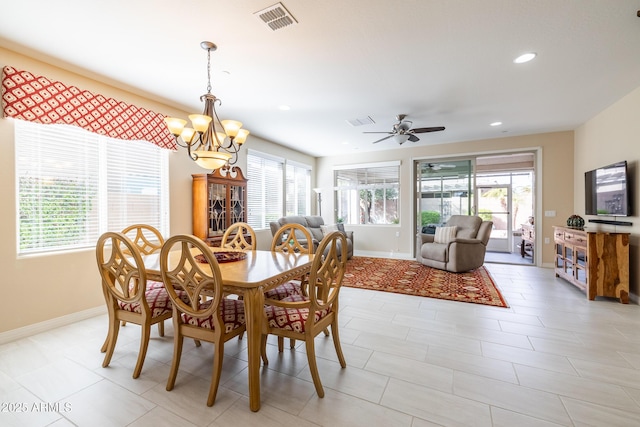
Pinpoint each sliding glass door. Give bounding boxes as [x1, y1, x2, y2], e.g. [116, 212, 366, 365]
[416, 160, 473, 234]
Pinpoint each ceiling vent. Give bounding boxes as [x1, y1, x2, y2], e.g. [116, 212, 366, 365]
[347, 116, 375, 127]
[255, 3, 298, 31]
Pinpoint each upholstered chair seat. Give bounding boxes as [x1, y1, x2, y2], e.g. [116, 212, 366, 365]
[180, 298, 245, 332]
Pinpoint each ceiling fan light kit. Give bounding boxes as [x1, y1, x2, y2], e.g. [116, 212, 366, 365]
[364, 113, 445, 145]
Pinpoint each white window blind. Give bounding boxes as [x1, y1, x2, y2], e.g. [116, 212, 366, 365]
[15, 120, 169, 255]
[285, 160, 311, 216]
[246, 150, 284, 229]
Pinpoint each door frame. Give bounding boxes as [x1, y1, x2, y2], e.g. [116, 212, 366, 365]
[475, 184, 512, 252]
[412, 148, 542, 267]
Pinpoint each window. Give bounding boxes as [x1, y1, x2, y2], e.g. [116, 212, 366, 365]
[286, 160, 311, 216]
[247, 151, 284, 229]
[335, 161, 400, 225]
[15, 120, 169, 255]
[247, 150, 311, 230]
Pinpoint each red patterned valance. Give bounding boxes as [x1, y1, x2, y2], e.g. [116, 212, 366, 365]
[1, 66, 177, 150]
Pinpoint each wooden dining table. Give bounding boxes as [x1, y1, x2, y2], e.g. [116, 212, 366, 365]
[142, 248, 314, 412]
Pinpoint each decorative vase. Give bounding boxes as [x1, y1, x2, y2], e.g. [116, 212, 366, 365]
[566, 214, 585, 228]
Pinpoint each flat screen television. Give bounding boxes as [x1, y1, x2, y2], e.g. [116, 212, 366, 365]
[585, 160, 631, 216]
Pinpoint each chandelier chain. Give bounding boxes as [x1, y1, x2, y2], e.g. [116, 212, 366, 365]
[206, 48, 212, 94]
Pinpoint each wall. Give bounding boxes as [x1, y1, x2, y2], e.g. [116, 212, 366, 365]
[574, 84, 640, 299]
[317, 131, 575, 266]
[0, 47, 314, 335]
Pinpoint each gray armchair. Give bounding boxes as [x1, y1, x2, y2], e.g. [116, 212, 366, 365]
[269, 215, 353, 259]
[417, 215, 493, 273]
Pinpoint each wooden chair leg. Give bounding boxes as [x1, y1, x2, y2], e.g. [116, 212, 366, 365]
[207, 341, 225, 406]
[166, 334, 184, 391]
[260, 334, 269, 365]
[331, 322, 346, 368]
[102, 314, 120, 367]
[158, 320, 165, 337]
[305, 335, 324, 398]
[133, 323, 151, 379]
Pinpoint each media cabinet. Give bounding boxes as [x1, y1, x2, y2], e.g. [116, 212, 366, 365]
[553, 226, 629, 303]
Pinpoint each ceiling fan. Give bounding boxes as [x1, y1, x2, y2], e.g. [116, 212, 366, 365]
[424, 162, 456, 171]
[364, 114, 445, 144]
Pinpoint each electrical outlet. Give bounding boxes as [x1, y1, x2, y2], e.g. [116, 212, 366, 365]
[544, 237, 550, 244]
[395, 231, 400, 237]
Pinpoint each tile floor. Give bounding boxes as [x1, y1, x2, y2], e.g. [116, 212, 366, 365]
[2, 263, 640, 426]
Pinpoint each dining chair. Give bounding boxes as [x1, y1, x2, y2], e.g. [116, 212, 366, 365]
[96, 231, 181, 379]
[267, 223, 315, 299]
[261, 231, 348, 397]
[114, 224, 166, 334]
[221, 222, 256, 250]
[261, 223, 317, 349]
[159, 234, 246, 407]
[121, 223, 165, 255]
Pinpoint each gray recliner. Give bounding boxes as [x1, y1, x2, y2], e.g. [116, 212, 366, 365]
[417, 215, 493, 273]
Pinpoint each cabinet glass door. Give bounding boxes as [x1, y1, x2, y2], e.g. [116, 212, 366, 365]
[209, 183, 227, 235]
[230, 185, 245, 224]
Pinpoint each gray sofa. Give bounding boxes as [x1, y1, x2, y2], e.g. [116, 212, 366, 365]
[269, 215, 354, 259]
[417, 215, 492, 272]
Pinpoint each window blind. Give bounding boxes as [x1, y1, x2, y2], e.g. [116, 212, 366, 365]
[15, 120, 169, 255]
[246, 151, 284, 230]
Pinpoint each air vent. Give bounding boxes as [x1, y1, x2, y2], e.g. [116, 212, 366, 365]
[255, 3, 298, 31]
[346, 116, 375, 127]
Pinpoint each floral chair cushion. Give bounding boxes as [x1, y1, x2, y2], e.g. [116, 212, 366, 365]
[263, 280, 304, 300]
[117, 287, 182, 318]
[264, 294, 330, 332]
[181, 298, 246, 333]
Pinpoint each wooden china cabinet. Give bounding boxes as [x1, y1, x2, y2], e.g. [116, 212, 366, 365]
[192, 167, 248, 247]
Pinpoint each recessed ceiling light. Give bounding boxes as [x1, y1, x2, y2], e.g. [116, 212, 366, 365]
[490, 121, 503, 127]
[514, 52, 537, 64]
[278, 105, 290, 111]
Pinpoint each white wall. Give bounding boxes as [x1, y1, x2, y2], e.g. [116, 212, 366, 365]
[574, 85, 640, 298]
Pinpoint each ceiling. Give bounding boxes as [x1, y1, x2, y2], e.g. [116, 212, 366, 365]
[1, 0, 640, 157]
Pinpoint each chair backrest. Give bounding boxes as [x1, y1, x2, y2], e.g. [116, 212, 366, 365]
[121, 224, 164, 255]
[159, 234, 224, 327]
[271, 223, 314, 254]
[445, 215, 483, 239]
[221, 222, 256, 250]
[96, 231, 147, 307]
[307, 231, 347, 314]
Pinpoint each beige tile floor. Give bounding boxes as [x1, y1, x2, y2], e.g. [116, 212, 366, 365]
[2, 263, 640, 426]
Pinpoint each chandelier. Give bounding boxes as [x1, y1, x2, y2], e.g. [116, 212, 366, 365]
[164, 41, 249, 170]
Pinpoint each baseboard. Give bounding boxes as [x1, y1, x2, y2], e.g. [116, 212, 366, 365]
[0, 306, 106, 345]
[353, 250, 414, 260]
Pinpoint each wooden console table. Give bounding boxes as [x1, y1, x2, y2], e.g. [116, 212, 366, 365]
[553, 226, 629, 303]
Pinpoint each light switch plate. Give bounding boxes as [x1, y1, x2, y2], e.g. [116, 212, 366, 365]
[544, 210, 556, 217]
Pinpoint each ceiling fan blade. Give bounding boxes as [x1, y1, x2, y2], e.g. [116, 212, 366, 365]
[408, 134, 420, 142]
[411, 126, 446, 133]
[363, 131, 393, 134]
[371, 135, 394, 144]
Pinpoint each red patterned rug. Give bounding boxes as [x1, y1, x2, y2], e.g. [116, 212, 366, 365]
[342, 257, 508, 307]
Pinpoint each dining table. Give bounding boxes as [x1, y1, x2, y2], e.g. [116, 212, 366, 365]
[142, 248, 314, 412]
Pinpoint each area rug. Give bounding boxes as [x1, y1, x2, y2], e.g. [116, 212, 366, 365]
[342, 256, 508, 307]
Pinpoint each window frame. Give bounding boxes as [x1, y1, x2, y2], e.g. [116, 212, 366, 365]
[334, 161, 401, 225]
